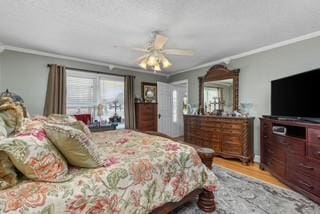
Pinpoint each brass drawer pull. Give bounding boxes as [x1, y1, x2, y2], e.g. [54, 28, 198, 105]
[298, 180, 314, 189]
[299, 163, 314, 170]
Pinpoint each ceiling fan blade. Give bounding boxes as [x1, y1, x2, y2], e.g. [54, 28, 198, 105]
[113, 45, 149, 52]
[131, 47, 149, 52]
[162, 49, 194, 56]
[136, 54, 149, 62]
[154, 34, 168, 50]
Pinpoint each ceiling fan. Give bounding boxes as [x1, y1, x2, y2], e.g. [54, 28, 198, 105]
[131, 32, 194, 72]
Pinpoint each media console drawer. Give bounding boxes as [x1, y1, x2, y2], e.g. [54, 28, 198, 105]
[307, 143, 320, 161]
[308, 128, 320, 145]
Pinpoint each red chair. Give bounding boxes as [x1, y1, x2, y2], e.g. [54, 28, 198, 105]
[73, 114, 91, 125]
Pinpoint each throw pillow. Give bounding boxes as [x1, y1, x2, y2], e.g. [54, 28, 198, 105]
[0, 133, 70, 182]
[44, 124, 102, 168]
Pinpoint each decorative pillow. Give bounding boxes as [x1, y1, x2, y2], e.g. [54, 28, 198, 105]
[0, 118, 8, 138]
[0, 151, 18, 190]
[48, 114, 77, 123]
[44, 124, 102, 168]
[0, 133, 70, 182]
[0, 100, 25, 135]
[48, 120, 92, 139]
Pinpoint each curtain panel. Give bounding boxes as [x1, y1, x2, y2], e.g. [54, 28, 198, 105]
[43, 64, 67, 116]
[124, 75, 135, 129]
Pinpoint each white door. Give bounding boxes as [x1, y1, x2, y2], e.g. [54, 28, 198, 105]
[157, 82, 172, 136]
[157, 82, 187, 138]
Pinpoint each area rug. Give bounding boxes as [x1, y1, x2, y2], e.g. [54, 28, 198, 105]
[176, 166, 320, 214]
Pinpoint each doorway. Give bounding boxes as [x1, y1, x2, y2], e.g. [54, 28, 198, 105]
[157, 80, 188, 138]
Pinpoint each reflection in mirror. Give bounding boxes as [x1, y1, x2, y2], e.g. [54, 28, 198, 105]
[204, 79, 233, 114]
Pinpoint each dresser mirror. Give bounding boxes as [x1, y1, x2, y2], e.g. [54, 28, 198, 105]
[199, 64, 239, 114]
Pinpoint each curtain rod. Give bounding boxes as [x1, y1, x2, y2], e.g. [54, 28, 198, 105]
[47, 64, 135, 78]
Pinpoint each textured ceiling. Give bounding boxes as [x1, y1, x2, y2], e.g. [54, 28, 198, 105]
[0, 0, 320, 74]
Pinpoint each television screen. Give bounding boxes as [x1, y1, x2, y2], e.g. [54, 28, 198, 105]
[271, 68, 320, 119]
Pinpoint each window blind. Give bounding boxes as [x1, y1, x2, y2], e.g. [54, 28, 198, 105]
[67, 76, 96, 110]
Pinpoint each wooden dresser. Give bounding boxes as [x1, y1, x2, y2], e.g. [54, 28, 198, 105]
[135, 103, 157, 132]
[184, 115, 254, 164]
[260, 117, 320, 204]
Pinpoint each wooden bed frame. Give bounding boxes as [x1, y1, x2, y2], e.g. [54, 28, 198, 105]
[145, 131, 216, 213]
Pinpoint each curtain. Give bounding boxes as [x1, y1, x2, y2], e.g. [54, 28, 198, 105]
[124, 75, 135, 129]
[43, 64, 67, 116]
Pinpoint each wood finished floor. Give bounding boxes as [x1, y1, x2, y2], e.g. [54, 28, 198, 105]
[213, 157, 288, 189]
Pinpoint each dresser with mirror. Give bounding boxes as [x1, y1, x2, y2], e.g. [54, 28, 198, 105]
[184, 64, 254, 164]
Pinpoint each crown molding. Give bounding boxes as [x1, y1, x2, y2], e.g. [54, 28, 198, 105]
[171, 30, 320, 76]
[1, 45, 167, 76]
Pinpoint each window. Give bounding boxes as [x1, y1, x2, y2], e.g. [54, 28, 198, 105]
[172, 90, 177, 123]
[204, 87, 222, 110]
[66, 70, 124, 127]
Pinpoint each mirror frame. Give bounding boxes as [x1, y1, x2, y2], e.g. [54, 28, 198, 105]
[199, 64, 240, 113]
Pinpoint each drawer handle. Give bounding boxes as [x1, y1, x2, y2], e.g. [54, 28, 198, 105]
[317, 151, 320, 156]
[299, 163, 314, 170]
[298, 180, 314, 189]
[263, 135, 268, 139]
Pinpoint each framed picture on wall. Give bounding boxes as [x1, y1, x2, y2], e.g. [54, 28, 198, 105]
[141, 82, 157, 103]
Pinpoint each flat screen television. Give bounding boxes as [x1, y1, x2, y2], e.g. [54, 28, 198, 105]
[271, 68, 320, 122]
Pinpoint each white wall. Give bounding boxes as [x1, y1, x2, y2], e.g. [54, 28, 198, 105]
[0, 50, 167, 115]
[169, 36, 320, 155]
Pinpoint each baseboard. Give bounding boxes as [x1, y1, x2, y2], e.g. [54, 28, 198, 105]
[254, 155, 261, 163]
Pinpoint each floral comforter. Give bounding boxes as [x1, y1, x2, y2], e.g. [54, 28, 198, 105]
[0, 130, 218, 214]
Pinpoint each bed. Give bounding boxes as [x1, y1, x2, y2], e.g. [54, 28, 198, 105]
[0, 129, 217, 213]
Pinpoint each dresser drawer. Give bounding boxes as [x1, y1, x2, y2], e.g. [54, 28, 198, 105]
[265, 144, 286, 163]
[139, 120, 156, 129]
[222, 134, 241, 145]
[200, 120, 221, 128]
[222, 123, 242, 130]
[287, 170, 320, 197]
[222, 129, 242, 135]
[286, 138, 305, 156]
[140, 114, 155, 121]
[221, 141, 242, 155]
[307, 143, 320, 161]
[308, 128, 320, 145]
[287, 154, 320, 178]
[267, 158, 286, 178]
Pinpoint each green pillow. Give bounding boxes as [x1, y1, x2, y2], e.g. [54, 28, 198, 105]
[0, 135, 70, 182]
[44, 124, 102, 168]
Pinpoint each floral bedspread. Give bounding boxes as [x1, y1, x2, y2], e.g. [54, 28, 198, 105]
[0, 130, 218, 214]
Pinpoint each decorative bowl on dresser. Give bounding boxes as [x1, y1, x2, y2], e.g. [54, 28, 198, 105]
[260, 116, 320, 204]
[184, 115, 254, 164]
[135, 103, 157, 132]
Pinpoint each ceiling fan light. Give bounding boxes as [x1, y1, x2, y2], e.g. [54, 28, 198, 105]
[153, 63, 161, 71]
[147, 55, 157, 66]
[162, 57, 172, 68]
[139, 58, 148, 69]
